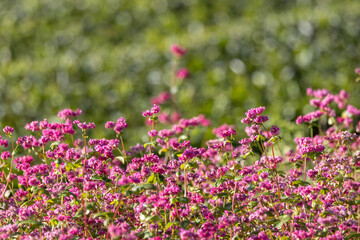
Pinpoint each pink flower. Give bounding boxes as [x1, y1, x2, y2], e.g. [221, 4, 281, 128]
[151, 92, 171, 105]
[171, 112, 182, 123]
[355, 68, 360, 75]
[176, 68, 190, 79]
[3, 126, 14, 135]
[171, 44, 187, 57]
[148, 130, 158, 137]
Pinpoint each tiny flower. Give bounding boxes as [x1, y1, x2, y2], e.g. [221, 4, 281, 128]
[176, 68, 190, 79]
[151, 104, 160, 114]
[171, 112, 182, 123]
[1, 151, 11, 160]
[148, 130, 158, 137]
[114, 118, 128, 134]
[3, 126, 14, 135]
[143, 104, 160, 118]
[270, 125, 280, 136]
[171, 44, 187, 57]
[151, 92, 171, 105]
[105, 121, 115, 129]
[296, 116, 303, 124]
[58, 108, 82, 120]
[108, 225, 121, 238]
[0, 138, 8, 147]
[77, 122, 95, 130]
[57, 215, 66, 222]
[355, 68, 360, 75]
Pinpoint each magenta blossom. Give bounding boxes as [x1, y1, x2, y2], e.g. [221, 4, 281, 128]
[3, 126, 14, 135]
[171, 44, 187, 57]
[176, 68, 190, 79]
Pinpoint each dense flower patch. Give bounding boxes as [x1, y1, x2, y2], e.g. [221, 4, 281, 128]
[1, 86, 360, 240]
[1, 47, 360, 239]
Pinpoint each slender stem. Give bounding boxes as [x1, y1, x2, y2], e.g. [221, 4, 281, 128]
[232, 182, 237, 212]
[184, 159, 188, 197]
[149, 121, 155, 155]
[1, 137, 14, 200]
[304, 157, 307, 181]
[119, 135, 127, 158]
[318, 122, 322, 136]
[169, 57, 182, 116]
[82, 131, 88, 238]
[261, 124, 282, 202]
[358, 205, 360, 233]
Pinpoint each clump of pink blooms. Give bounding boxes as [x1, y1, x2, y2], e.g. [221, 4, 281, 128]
[0, 87, 360, 240]
[1, 46, 360, 240]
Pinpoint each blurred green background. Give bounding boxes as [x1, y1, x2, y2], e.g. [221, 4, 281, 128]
[1, 0, 360, 145]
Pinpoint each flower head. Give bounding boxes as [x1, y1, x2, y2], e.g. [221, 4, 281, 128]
[171, 44, 187, 57]
[3, 126, 14, 135]
[176, 68, 190, 79]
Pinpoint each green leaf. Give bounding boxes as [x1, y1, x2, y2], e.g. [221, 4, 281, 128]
[279, 236, 290, 240]
[90, 174, 102, 181]
[49, 218, 58, 226]
[20, 200, 35, 208]
[159, 148, 168, 154]
[94, 211, 115, 219]
[115, 156, 125, 164]
[90, 174, 111, 183]
[86, 202, 96, 210]
[156, 174, 165, 185]
[214, 177, 227, 187]
[4, 190, 12, 198]
[275, 215, 290, 229]
[144, 215, 162, 222]
[132, 183, 156, 192]
[291, 180, 310, 186]
[147, 173, 156, 184]
[103, 217, 111, 227]
[334, 176, 344, 182]
[58, 190, 77, 200]
[180, 220, 191, 229]
[316, 177, 327, 182]
[65, 162, 75, 171]
[73, 209, 84, 218]
[344, 233, 360, 240]
[269, 136, 282, 143]
[248, 201, 258, 209]
[170, 197, 178, 204]
[328, 117, 336, 125]
[165, 222, 175, 230]
[243, 151, 254, 159]
[50, 141, 61, 150]
[18, 219, 43, 227]
[257, 135, 265, 142]
[177, 197, 190, 203]
[144, 142, 156, 148]
[247, 184, 255, 191]
[319, 188, 329, 195]
[139, 213, 146, 221]
[234, 176, 244, 181]
[189, 161, 199, 168]
[178, 135, 188, 141]
[223, 202, 232, 210]
[55, 159, 62, 164]
[216, 193, 229, 198]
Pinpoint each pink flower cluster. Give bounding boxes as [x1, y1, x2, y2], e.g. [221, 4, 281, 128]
[142, 104, 160, 118]
[0, 87, 360, 240]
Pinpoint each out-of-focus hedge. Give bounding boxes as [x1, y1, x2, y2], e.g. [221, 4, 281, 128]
[0, 0, 360, 144]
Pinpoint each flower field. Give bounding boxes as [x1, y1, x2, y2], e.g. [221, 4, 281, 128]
[1, 47, 360, 240]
